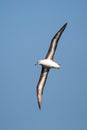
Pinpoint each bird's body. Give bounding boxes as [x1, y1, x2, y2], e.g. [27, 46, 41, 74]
[36, 23, 67, 109]
[37, 59, 61, 69]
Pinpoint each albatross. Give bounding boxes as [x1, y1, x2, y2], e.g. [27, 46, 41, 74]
[35, 23, 67, 109]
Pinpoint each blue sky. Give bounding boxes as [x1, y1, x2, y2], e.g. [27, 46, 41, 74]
[0, 0, 87, 130]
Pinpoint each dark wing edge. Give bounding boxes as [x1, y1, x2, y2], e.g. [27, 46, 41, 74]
[45, 23, 67, 59]
[37, 67, 49, 109]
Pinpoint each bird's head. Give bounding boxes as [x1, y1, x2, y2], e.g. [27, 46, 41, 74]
[35, 60, 42, 66]
[58, 63, 61, 68]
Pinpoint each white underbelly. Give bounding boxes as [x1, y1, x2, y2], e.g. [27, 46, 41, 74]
[42, 59, 60, 69]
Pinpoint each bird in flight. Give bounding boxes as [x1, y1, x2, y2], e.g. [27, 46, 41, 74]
[35, 23, 67, 109]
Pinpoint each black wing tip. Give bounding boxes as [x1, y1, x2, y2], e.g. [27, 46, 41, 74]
[60, 22, 67, 32]
[64, 22, 68, 26]
[38, 103, 41, 110]
[63, 22, 68, 28]
[37, 100, 42, 110]
[37, 90, 42, 110]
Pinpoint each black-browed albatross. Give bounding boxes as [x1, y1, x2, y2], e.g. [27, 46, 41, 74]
[35, 23, 67, 109]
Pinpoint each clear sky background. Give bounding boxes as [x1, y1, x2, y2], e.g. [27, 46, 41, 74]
[0, 0, 87, 130]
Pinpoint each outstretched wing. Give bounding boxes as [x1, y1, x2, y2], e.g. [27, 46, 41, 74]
[37, 67, 49, 109]
[45, 23, 67, 60]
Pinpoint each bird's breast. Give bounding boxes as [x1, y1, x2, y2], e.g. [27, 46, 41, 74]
[40, 59, 60, 69]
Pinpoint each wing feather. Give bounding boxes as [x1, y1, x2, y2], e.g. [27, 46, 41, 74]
[45, 23, 67, 59]
[37, 67, 49, 109]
